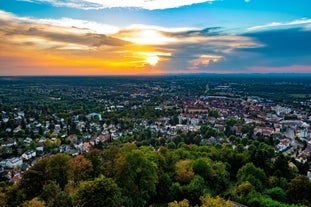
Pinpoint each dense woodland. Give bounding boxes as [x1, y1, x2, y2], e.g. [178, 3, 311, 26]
[1, 139, 310, 207]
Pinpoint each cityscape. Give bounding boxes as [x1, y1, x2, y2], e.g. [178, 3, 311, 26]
[1, 0, 311, 206]
[0, 75, 310, 206]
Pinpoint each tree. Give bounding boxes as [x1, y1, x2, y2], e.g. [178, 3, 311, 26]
[209, 162, 230, 194]
[186, 175, 208, 205]
[192, 158, 211, 180]
[115, 149, 158, 207]
[74, 176, 122, 207]
[168, 199, 190, 207]
[167, 141, 177, 149]
[102, 145, 123, 178]
[84, 149, 105, 178]
[264, 187, 286, 202]
[175, 159, 194, 184]
[46, 153, 70, 189]
[208, 110, 219, 118]
[237, 162, 267, 192]
[20, 157, 49, 200]
[67, 155, 93, 185]
[200, 195, 235, 207]
[20, 198, 45, 207]
[286, 175, 311, 205]
[4, 183, 26, 207]
[155, 173, 173, 203]
[41, 181, 72, 207]
[231, 181, 260, 206]
[273, 154, 295, 180]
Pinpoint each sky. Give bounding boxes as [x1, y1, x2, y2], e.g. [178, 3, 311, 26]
[0, 0, 311, 75]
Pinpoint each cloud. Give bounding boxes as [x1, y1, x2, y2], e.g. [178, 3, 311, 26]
[19, 0, 215, 10]
[2, 10, 309, 75]
[247, 18, 311, 31]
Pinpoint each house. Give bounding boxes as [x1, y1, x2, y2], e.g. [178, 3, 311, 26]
[5, 157, 23, 168]
[24, 137, 33, 144]
[1, 140, 17, 147]
[59, 144, 69, 153]
[22, 150, 36, 160]
[275, 139, 291, 153]
[11, 173, 22, 183]
[254, 127, 274, 136]
[68, 134, 78, 144]
[36, 146, 44, 152]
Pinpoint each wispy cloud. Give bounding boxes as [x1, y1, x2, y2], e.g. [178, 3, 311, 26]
[247, 18, 311, 31]
[0, 10, 263, 74]
[19, 0, 215, 10]
[8, 9, 311, 75]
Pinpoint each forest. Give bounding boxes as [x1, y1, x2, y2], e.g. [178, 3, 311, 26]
[1, 139, 310, 207]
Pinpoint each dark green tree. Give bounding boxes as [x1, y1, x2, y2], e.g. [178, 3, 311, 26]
[46, 153, 70, 189]
[41, 181, 72, 207]
[74, 176, 123, 207]
[286, 175, 311, 206]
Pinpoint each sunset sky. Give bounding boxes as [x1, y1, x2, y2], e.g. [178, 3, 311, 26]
[0, 0, 311, 75]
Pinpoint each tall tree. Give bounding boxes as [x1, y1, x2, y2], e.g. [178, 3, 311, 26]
[41, 181, 72, 207]
[46, 153, 70, 189]
[74, 176, 122, 207]
[286, 175, 311, 206]
[115, 149, 158, 207]
[20, 157, 49, 200]
[84, 149, 105, 178]
[237, 162, 267, 192]
[67, 155, 93, 185]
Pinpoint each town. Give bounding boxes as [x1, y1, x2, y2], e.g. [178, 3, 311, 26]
[0, 75, 310, 184]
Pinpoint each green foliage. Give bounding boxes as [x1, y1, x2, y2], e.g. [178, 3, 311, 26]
[268, 176, 288, 189]
[231, 181, 261, 206]
[41, 181, 72, 207]
[237, 162, 267, 192]
[264, 187, 286, 202]
[286, 175, 311, 206]
[259, 197, 304, 207]
[2, 142, 309, 207]
[20, 157, 49, 200]
[46, 153, 71, 189]
[185, 175, 209, 205]
[115, 149, 158, 207]
[200, 194, 235, 207]
[20, 198, 45, 207]
[168, 199, 190, 207]
[208, 110, 219, 118]
[74, 176, 122, 207]
[273, 154, 295, 180]
[84, 149, 105, 178]
[155, 173, 173, 203]
[192, 158, 211, 180]
[4, 183, 26, 207]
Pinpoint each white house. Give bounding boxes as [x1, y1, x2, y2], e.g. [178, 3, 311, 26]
[6, 157, 23, 168]
[22, 150, 36, 160]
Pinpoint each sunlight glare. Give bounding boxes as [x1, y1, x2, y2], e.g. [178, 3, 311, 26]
[146, 55, 160, 66]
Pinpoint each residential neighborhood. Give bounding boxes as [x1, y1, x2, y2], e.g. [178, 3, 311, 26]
[0, 77, 310, 184]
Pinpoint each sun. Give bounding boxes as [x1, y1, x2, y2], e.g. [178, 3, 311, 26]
[146, 55, 160, 66]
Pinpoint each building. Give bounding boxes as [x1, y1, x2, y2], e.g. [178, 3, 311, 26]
[22, 150, 36, 160]
[301, 129, 308, 139]
[5, 157, 23, 168]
